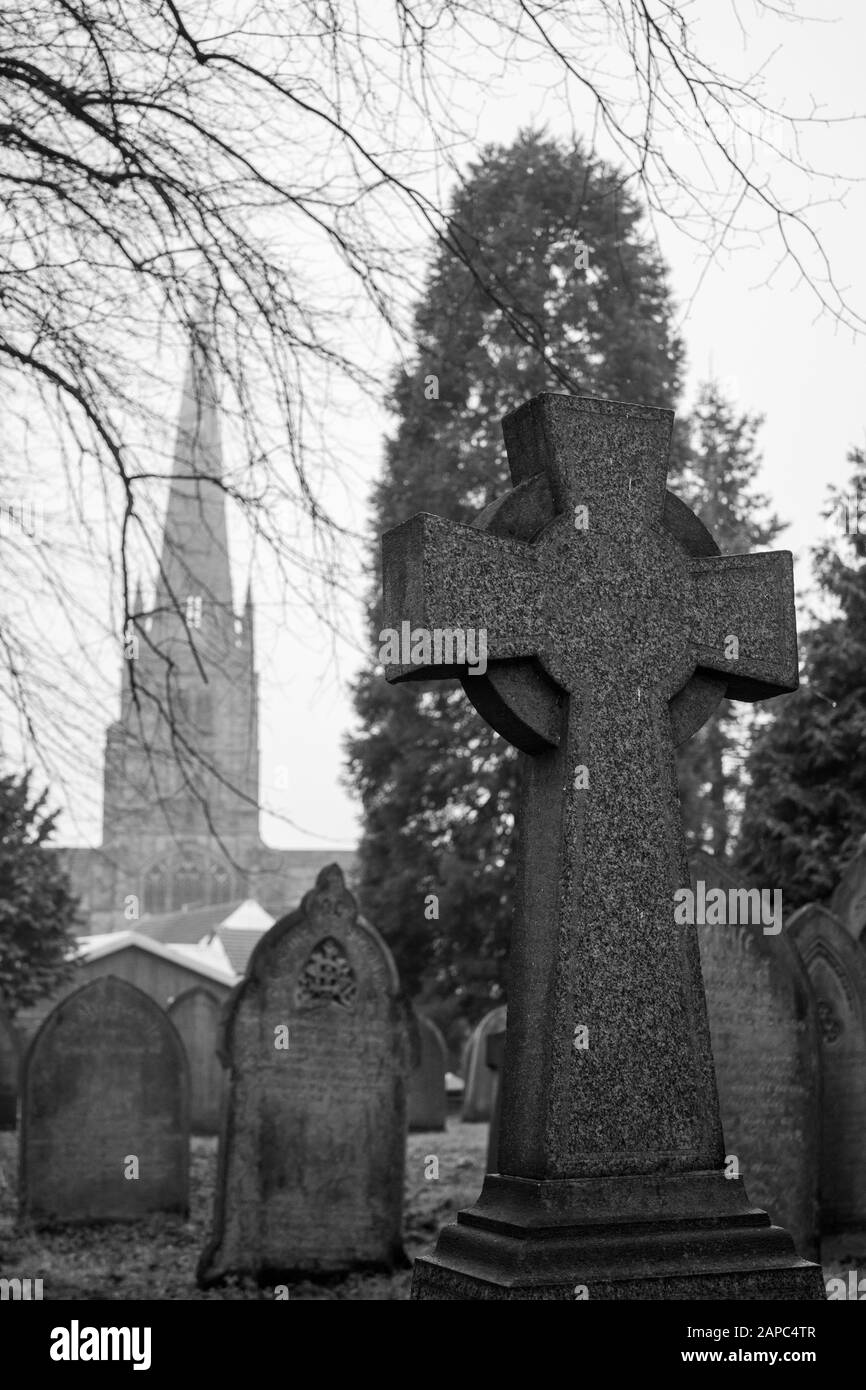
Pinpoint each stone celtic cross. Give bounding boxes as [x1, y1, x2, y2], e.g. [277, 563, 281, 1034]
[382, 393, 823, 1300]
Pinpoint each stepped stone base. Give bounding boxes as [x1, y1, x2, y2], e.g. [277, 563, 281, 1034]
[411, 1172, 826, 1301]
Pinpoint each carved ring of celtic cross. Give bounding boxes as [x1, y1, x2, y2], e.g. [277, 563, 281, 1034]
[386, 394, 796, 751]
[462, 465, 725, 752]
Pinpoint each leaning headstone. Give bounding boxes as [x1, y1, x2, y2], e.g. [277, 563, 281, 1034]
[409, 1012, 448, 1132]
[167, 988, 225, 1134]
[0, 997, 19, 1130]
[693, 851, 821, 1260]
[20, 976, 189, 1223]
[790, 902, 866, 1239]
[461, 1005, 507, 1122]
[383, 390, 823, 1298]
[830, 838, 866, 944]
[198, 864, 413, 1285]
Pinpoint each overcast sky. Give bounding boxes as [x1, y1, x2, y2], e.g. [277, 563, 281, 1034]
[44, 2, 866, 853]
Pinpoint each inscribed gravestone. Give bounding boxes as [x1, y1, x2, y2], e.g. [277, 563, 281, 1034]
[790, 902, 866, 1238]
[167, 988, 225, 1134]
[409, 1012, 448, 1132]
[461, 1006, 507, 1123]
[692, 851, 820, 1261]
[20, 976, 189, 1223]
[0, 997, 19, 1130]
[198, 864, 412, 1284]
[384, 391, 823, 1299]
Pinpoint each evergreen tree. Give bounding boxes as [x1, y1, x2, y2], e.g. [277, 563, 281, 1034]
[736, 446, 866, 905]
[674, 383, 784, 857]
[347, 131, 685, 1017]
[0, 769, 80, 1013]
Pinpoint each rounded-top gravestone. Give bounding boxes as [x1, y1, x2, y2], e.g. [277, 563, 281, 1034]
[692, 851, 820, 1261]
[167, 987, 224, 1135]
[408, 1012, 448, 1132]
[198, 863, 413, 1285]
[461, 1005, 506, 1122]
[20, 975, 189, 1224]
[790, 902, 866, 1239]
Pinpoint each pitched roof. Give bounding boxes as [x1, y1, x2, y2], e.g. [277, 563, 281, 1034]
[133, 900, 243, 944]
[77, 929, 236, 986]
[215, 924, 269, 975]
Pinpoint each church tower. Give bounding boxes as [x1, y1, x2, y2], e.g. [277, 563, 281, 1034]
[100, 320, 261, 912]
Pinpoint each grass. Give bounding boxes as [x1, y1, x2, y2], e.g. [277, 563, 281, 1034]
[0, 1117, 488, 1300]
[1, 1120, 862, 1299]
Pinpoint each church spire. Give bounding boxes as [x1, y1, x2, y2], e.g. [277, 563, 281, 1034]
[151, 311, 234, 638]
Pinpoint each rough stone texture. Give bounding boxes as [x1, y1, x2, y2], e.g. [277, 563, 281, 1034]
[383, 392, 822, 1299]
[486, 1026, 506, 1172]
[198, 864, 413, 1285]
[830, 837, 866, 944]
[20, 975, 189, 1223]
[167, 988, 225, 1134]
[790, 902, 866, 1237]
[0, 997, 19, 1130]
[692, 851, 820, 1260]
[461, 1006, 507, 1122]
[408, 1012, 448, 1132]
[411, 1173, 822, 1301]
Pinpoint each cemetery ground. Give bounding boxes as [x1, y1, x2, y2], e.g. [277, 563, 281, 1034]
[0, 1118, 488, 1301]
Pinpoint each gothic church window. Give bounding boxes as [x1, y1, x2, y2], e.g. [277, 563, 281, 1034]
[173, 859, 204, 909]
[144, 866, 167, 915]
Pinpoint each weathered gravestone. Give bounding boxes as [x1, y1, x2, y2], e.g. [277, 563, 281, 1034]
[382, 391, 824, 1299]
[198, 864, 413, 1284]
[409, 1012, 448, 1132]
[790, 902, 866, 1239]
[462, 1005, 507, 1122]
[20, 976, 189, 1223]
[830, 838, 866, 944]
[0, 996, 20, 1130]
[691, 851, 820, 1261]
[167, 988, 225, 1135]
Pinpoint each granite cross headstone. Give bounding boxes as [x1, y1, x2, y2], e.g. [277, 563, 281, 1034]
[20, 976, 189, 1223]
[198, 864, 413, 1285]
[485, 1025, 506, 1173]
[790, 902, 866, 1242]
[382, 392, 824, 1299]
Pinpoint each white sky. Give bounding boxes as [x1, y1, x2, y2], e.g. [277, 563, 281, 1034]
[29, 1, 866, 852]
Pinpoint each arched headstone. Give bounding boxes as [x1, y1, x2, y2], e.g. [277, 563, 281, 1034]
[408, 1013, 447, 1132]
[20, 976, 189, 1223]
[167, 988, 225, 1134]
[198, 864, 412, 1285]
[790, 902, 866, 1237]
[693, 852, 821, 1260]
[461, 1005, 506, 1122]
